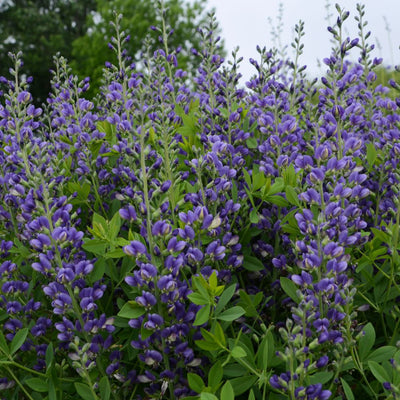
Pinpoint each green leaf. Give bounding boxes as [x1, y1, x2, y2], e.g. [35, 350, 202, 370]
[285, 185, 300, 206]
[200, 394, 218, 400]
[257, 332, 272, 370]
[248, 389, 256, 400]
[99, 376, 111, 400]
[108, 211, 122, 241]
[48, 377, 56, 400]
[246, 137, 258, 149]
[367, 346, 397, 363]
[209, 360, 223, 388]
[230, 376, 258, 396]
[250, 209, 259, 224]
[359, 323, 375, 361]
[221, 380, 235, 400]
[188, 373, 205, 393]
[282, 164, 297, 186]
[366, 142, 377, 169]
[253, 171, 266, 191]
[195, 339, 220, 351]
[194, 304, 211, 326]
[10, 328, 29, 355]
[340, 378, 355, 400]
[117, 301, 145, 319]
[215, 284, 236, 315]
[269, 177, 285, 195]
[231, 346, 247, 358]
[45, 342, 54, 373]
[187, 292, 210, 305]
[367, 360, 390, 383]
[309, 371, 333, 385]
[242, 255, 264, 271]
[217, 306, 245, 322]
[0, 330, 9, 355]
[213, 322, 226, 348]
[242, 168, 252, 188]
[265, 195, 289, 207]
[280, 277, 300, 303]
[82, 239, 107, 256]
[25, 378, 48, 392]
[104, 248, 126, 259]
[74, 382, 96, 400]
[89, 258, 107, 283]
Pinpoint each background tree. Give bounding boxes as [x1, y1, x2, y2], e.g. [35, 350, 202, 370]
[0, 0, 223, 103]
[71, 0, 221, 98]
[0, 0, 96, 103]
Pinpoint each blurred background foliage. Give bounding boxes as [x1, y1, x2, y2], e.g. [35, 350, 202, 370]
[0, 0, 398, 104]
[0, 0, 220, 103]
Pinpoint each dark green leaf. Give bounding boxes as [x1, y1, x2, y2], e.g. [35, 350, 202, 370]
[99, 376, 111, 400]
[367, 361, 389, 383]
[238, 290, 259, 318]
[89, 258, 106, 283]
[25, 378, 48, 392]
[340, 378, 355, 400]
[280, 277, 300, 303]
[45, 342, 54, 373]
[48, 378, 56, 400]
[75, 382, 96, 400]
[309, 371, 333, 385]
[359, 323, 375, 361]
[242, 255, 264, 271]
[230, 376, 258, 396]
[10, 328, 29, 355]
[208, 361, 223, 388]
[367, 346, 397, 363]
[0, 330, 9, 355]
[117, 301, 145, 319]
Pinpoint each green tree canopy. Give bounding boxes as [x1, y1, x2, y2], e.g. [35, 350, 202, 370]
[0, 0, 222, 103]
[0, 0, 95, 103]
[71, 0, 220, 97]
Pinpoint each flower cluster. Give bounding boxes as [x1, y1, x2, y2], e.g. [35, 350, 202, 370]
[1, 2, 400, 400]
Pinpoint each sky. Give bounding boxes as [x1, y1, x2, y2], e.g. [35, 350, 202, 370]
[190, 0, 400, 83]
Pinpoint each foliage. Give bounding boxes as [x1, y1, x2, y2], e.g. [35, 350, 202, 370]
[0, 0, 96, 103]
[1, 2, 400, 400]
[71, 0, 222, 98]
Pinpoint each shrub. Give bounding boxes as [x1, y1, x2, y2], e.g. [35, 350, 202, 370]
[0, 2, 400, 400]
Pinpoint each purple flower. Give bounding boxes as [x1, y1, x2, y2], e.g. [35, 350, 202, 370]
[123, 240, 147, 257]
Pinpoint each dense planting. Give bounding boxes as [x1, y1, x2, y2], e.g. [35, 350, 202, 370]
[1, 2, 400, 399]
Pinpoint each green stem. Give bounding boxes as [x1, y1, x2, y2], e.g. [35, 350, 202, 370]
[5, 366, 35, 400]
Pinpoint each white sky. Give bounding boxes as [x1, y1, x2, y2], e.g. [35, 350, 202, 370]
[191, 0, 400, 82]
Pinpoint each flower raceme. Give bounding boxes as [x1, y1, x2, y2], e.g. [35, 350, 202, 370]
[1, 3, 400, 400]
